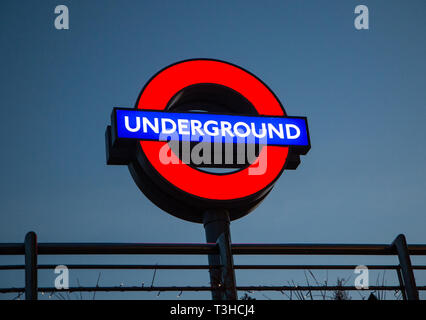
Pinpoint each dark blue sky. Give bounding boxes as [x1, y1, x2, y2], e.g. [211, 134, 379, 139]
[0, 0, 425, 299]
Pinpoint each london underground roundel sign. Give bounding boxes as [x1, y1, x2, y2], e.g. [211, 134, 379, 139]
[106, 59, 310, 223]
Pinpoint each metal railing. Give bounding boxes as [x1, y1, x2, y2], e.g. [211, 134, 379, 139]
[0, 232, 425, 300]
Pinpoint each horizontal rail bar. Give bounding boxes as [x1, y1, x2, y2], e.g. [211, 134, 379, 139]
[2, 285, 426, 294]
[0, 286, 214, 293]
[0, 244, 24, 255]
[0, 265, 24, 270]
[234, 265, 401, 270]
[232, 244, 394, 255]
[37, 243, 219, 255]
[1, 264, 426, 271]
[1, 243, 426, 256]
[405, 244, 426, 255]
[413, 266, 426, 270]
[33, 264, 402, 270]
[0, 264, 219, 270]
[236, 286, 426, 291]
[0, 243, 219, 255]
[37, 264, 219, 270]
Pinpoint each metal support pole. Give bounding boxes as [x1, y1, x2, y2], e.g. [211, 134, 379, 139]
[392, 234, 418, 300]
[203, 209, 237, 300]
[217, 232, 237, 300]
[25, 231, 38, 300]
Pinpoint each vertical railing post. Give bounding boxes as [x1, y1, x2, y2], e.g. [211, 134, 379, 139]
[25, 231, 38, 300]
[392, 234, 418, 300]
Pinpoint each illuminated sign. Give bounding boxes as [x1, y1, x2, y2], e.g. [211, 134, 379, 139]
[106, 59, 310, 223]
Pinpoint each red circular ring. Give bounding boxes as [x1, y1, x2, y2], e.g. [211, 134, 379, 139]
[137, 59, 288, 200]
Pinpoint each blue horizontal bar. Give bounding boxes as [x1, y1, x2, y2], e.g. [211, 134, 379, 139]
[114, 108, 309, 147]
